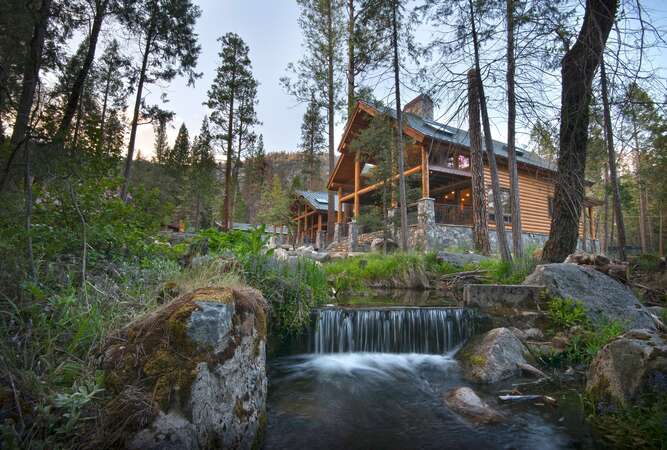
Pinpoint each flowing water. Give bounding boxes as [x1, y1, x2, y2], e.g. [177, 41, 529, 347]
[265, 294, 592, 450]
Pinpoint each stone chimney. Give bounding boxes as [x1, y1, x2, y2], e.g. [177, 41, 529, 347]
[403, 94, 434, 121]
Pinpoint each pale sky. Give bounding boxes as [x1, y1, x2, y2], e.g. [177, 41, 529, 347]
[132, 0, 667, 160]
[135, 0, 308, 159]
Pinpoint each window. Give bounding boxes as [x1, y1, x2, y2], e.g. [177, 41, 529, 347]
[487, 188, 512, 224]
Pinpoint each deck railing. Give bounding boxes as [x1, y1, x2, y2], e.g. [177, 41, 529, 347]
[434, 204, 473, 226]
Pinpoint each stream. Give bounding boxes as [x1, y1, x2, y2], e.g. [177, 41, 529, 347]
[265, 292, 593, 450]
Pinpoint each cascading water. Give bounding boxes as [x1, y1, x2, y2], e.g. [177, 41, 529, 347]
[267, 299, 588, 450]
[312, 307, 475, 354]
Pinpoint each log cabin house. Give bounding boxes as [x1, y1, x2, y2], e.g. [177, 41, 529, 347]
[291, 191, 338, 249]
[326, 94, 600, 251]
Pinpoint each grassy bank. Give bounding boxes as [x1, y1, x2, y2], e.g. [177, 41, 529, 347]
[323, 251, 539, 296]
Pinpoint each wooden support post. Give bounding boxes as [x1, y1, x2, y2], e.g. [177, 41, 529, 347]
[354, 153, 361, 218]
[318, 213, 323, 231]
[421, 146, 430, 198]
[337, 187, 343, 223]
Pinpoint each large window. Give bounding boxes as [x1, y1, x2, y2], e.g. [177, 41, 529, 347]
[487, 188, 512, 224]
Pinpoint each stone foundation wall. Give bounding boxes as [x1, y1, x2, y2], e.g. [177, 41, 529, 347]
[408, 223, 597, 254]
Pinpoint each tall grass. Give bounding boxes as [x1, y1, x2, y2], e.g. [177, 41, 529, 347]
[0, 257, 182, 448]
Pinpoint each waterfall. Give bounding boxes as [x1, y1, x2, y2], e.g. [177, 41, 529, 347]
[312, 307, 475, 354]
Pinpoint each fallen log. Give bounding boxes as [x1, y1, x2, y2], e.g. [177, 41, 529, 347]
[498, 395, 556, 404]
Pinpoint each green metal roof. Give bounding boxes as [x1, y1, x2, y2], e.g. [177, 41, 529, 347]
[366, 101, 556, 172]
[297, 191, 339, 212]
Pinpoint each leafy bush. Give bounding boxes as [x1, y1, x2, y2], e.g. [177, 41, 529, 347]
[547, 297, 589, 329]
[588, 394, 667, 449]
[632, 254, 663, 273]
[478, 254, 538, 285]
[196, 227, 330, 335]
[559, 322, 624, 365]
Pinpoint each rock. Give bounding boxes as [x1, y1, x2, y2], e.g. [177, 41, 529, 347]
[129, 412, 199, 450]
[458, 328, 531, 383]
[190, 255, 214, 269]
[509, 327, 544, 342]
[102, 287, 269, 449]
[444, 387, 503, 424]
[437, 252, 490, 268]
[648, 306, 665, 319]
[523, 263, 655, 331]
[586, 328, 667, 410]
[464, 284, 545, 311]
[293, 246, 331, 262]
[370, 237, 398, 253]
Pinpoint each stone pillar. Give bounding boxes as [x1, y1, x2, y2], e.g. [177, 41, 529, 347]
[348, 219, 359, 252]
[334, 222, 342, 242]
[416, 197, 435, 251]
[418, 197, 435, 225]
[316, 230, 327, 251]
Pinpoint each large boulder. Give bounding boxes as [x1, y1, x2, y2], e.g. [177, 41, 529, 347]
[101, 287, 269, 450]
[457, 328, 532, 383]
[437, 252, 490, 268]
[523, 263, 655, 330]
[443, 387, 503, 424]
[586, 329, 667, 410]
[370, 237, 399, 253]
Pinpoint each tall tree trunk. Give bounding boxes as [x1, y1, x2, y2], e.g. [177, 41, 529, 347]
[347, 0, 356, 116]
[98, 67, 112, 153]
[56, 0, 106, 142]
[2, 0, 52, 193]
[582, 208, 588, 252]
[506, 0, 523, 257]
[600, 57, 626, 260]
[542, 0, 617, 263]
[659, 210, 664, 257]
[121, 25, 154, 201]
[222, 50, 237, 231]
[25, 142, 35, 280]
[469, 0, 511, 262]
[326, 0, 336, 243]
[633, 119, 649, 252]
[392, 0, 408, 251]
[467, 69, 491, 255]
[602, 163, 609, 254]
[72, 84, 85, 149]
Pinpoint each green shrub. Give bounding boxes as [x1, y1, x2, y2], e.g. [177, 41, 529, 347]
[195, 227, 330, 336]
[478, 254, 538, 285]
[560, 322, 624, 365]
[588, 394, 667, 449]
[633, 254, 663, 273]
[547, 297, 589, 329]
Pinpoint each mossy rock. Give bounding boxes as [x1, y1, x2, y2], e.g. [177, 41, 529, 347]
[97, 286, 269, 448]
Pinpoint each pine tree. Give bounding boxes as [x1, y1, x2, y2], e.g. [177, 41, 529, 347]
[96, 40, 131, 156]
[119, 0, 201, 200]
[170, 123, 191, 168]
[257, 175, 293, 229]
[153, 115, 171, 164]
[206, 33, 256, 231]
[189, 116, 217, 229]
[282, 0, 344, 242]
[300, 93, 326, 190]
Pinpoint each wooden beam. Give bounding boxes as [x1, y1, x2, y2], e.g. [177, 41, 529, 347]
[337, 187, 343, 223]
[318, 213, 323, 231]
[421, 146, 430, 198]
[341, 165, 422, 202]
[430, 179, 473, 196]
[354, 153, 361, 218]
